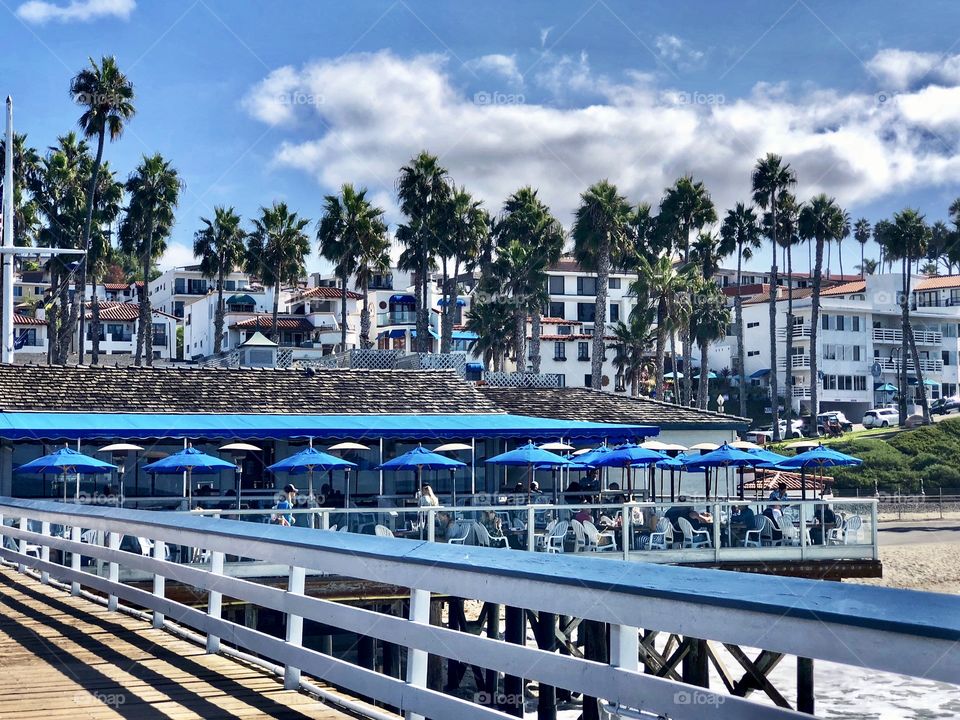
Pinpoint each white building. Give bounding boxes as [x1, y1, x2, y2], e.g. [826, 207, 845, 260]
[149, 265, 255, 320]
[724, 273, 960, 420]
[83, 302, 179, 361]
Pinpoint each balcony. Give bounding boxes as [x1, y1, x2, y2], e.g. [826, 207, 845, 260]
[778, 355, 811, 369]
[872, 327, 942, 345]
[873, 357, 943, 373]
[377, 310, 417, 325]
[792, 386, 811, 398]
[776, 325, 812, 340]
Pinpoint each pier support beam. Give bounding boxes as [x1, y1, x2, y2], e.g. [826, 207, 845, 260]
[682, 638, 709, 688]
[534, 611, 557, 720]
[502, 605, 525, 717]
[581, 620, 607, 720]
[797, 657, 815, 714]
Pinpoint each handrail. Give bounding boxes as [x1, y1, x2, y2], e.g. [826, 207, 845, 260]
[0, 496, 949, 720]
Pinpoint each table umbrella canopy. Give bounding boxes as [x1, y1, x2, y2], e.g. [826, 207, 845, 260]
[98, 443, 144, 453]
[538, 441, 575, 451]
[433, 442, 472, 452]
[683, 443, 760, 468]
[747, 447, 791, 467]
[268, 447, 357, 474]
[535, 453, 590, 470]
[142, 446, 236, 474]
[656, 452, 689, 469]
[486, 441, 573, 467]
[574, 445, 613, 466]
[377, 445, 466, 471]
[775, 444, 863, 469]
[875, 383, 898, 392]
[14, 447, 117, 474]
[591, 443, 665, 467]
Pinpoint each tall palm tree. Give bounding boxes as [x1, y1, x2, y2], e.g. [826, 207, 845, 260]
[492, 240, 534, 370]
[633, 255, 688, 402]
[876, 209, 933, 425]
[608, 316, 651, 396]
[573, 180, 634, 390]
[466, 298, 513, 372]
[194, 206, 247, 355]
[928, 221, 951, 274]
[798, 194, 846, 422]
[435, 186, 488, 353]
[752, 154, 796, 440]
[318, 185, 388, 350]
[85, 163, 123, 364]
[856, 258, 879, 275]
[70, 56, 135, 364]
[720, 202, 762, 418]
[496, 187, 563, 373]
[247, 201, 311, 343]
[396, 152, 449, 353]
[119, 154, 181, 366]
[854, 218, 872, 278]
[692, 279, 731, 409]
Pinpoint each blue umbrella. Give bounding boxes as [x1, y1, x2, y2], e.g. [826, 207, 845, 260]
[748, 447, 790, 467]
[775, 444, 862, 499]
[377, 445, 466, 495]
[682, 443, 761, 498]
[591, 443, 665, 497]
[15, 447, 118, 502]
[143, 445, 236, 508]
[268, 447, 357, 502]
[487, 441, 572, 502]
[655, 452, 691, 502]
[575, 444, 613, 466]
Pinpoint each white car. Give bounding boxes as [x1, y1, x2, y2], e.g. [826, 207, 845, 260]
[862, 407, 899, 428]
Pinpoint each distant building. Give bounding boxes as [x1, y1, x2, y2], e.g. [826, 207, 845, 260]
[148, 265, 256, 319]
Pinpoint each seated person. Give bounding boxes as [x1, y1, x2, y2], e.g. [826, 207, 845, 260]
[564, 480, 583, 504]
[810, 504, 837, 544]
[769, 481, 789, 503]
[481, 511, 504, 538]
[574, 507, 593, 525]
[762, 505, 785, 541]
[606, 482, 627, 505]
[664, 497, 713, 533]
[435, 511, 455, 541]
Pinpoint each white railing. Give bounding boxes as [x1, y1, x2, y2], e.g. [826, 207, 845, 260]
[873, 357, 943, 373]
[778, 355, 811, 369]
[776, 325, 812, 340]
[792, 385, 812, 398]
[872, 328, 942, 345]
[0, 497, 953, 720]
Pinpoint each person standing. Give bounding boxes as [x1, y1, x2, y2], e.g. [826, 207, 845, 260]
[274, 483, 298, 526]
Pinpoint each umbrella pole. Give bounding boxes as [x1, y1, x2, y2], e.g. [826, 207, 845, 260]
[188, 468, 193, 509]
[801, 467, 807, 501]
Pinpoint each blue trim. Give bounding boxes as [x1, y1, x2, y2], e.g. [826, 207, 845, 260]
[0, 411, 658, 442]
[389, 294, 416, 304]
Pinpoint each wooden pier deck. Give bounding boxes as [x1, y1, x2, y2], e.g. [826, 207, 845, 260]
[0, 567, 356, 719]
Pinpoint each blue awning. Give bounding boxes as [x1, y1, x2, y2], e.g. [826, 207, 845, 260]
[389, 294, 416, 304]
[411, 329, 440, 339]
[0, 412, 658, 442]
[389, 328, 407, 338]
[750, 368, 771, 379]
[452, 330, 478, 340]
[465, 362, 484, 372]
[438, 298, 467, 307]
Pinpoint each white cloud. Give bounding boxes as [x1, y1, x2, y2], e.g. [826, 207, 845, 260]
[243, 49, 960, 229]
[465, 54, 523, 88]
[654, 34, 705, 72]
[539, 26, 553, 48]
[16, 0, 134, 24]
[867, 48, 960, 91]
[158, 241, 196, 272]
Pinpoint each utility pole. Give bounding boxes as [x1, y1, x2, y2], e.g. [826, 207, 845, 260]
[2, 96, 14, 363]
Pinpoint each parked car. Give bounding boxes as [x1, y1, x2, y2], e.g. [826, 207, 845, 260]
[817, 411, 853, 433]
[862, 407, 899, 428]
[932, 396, 960, 415]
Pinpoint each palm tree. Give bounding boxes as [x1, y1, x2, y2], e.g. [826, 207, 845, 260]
[720, 202, 761, 418]
[692, 280, 731, 409]
[0, 133, 41, 245]
[194, 206, 247, 355]
[247, 201, 311, 343]
[70, 56, 135, 364]
[798, 194, 846, 421]
[608, 317, 651, 396]
[317, 185, 388, 350]
[854, 218, 872, 278]
[573, 180, 634, 390]
[435, 186, 488, 353]
[466, 298, 513, 372]
[634, 255, 688, 402]
[856, 258, 879, 275]
[396, 152, 449, 353]
[85, 163, 123, 365]
[119, 154, 181, 366]
[496, 187, 563, 373]
[928, 221, 951, 274]
[876, 209, 933, 425]
[752, 154, 796, 441]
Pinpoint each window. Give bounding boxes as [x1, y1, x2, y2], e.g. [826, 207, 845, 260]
[584, 374, 592, 386]
[548, 302, 565, 319]
[615, 374, 626, 392]
[549, 276, 565, 294]
[609, 304, 620, 322]
[943, 351, 954, 366]
[174, 278, 185, 294]
[852, 316, 861, 332]
[577, 277, 597, 295]
[747, 350, 760, 357]
[854, 376, 867, 391]
[823, 344, 836, 360]
[556, 374, 565, 387]
[836, 315, 845, 331]
[608, 277, 621, 289]
[173, 301, 184, 318]
[747, 321, 760, 329]
[187, 278, 207, 294]
[853, 346, 861, 361]
[824, 374, 837, 390]
[554, 342, 566, 361]
[578, 341, 589, 360]
[577, 303, 596, 322]
[13, 286, 21, 297]
[224, 280, 236, 291]
[822, 313, 830, 330]
[838, 375, 852, 391]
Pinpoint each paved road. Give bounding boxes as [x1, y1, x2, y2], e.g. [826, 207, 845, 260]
[878, 519, 960, 545]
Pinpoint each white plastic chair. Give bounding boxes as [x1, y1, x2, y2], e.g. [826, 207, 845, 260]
[743, 515, 766, 548]
[338, 525, 349, 533]
[678, 517, 711, 549]
[535, 520, 557, 551]
[328, 524, 338, 532]
[374, 524, 394, 538]
[759, 515, 784, 547]
[447, 521, 471, 545]
[570, 519, 588, 553]
[648, 518, 674, 550]
[843, 515, 863, 544]
[545, 521, 569, 553]
[779, 520, 800, 546]
[475, 523, 509, 548]
[583, 520, 617, 552]
[827, 517, 846, 545]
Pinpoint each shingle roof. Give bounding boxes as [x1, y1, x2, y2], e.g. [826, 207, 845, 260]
[84, 302, 178, 321]
[821, 280, 866, 296]
[0, 365, 506, 415]
[916, 275, 960, 290]
[13, 314, 45, 326]
[103, 283, 132, 291]
[540, 317, 579, 325]
[479, 386, 748, 429]
[231, 315, 315, 332]
[299, 286, 364, 300]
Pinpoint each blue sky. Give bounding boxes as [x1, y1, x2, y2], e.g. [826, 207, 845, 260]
[3, 0, 960, 274]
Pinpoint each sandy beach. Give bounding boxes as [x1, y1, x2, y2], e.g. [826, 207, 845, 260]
[852, 521, 960, 594]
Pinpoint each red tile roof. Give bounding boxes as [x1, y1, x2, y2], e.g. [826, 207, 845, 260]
[916, 275, 960, 290]
[103, 283, 132, 291]
[231, 315, 315, 332]
[299, 286, 363, 300]
[821, 280, 867, 296]
[540, 317, 579, 325]
[84, 302, 178, 321]
[14, 314, 45, 326]
[538, 333, 617, 341]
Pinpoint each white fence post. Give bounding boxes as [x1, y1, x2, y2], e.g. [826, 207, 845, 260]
[621, 503, 630, 560]
[405, 587, 430, 720]
[713, 503, 721, 561]
[284, 565, 306, 690]
[527, 506, 536, 551]
[799, 502, 807, 561]
[40, 521, 50, 584]
[17, 516, 27, 572]
[426, 509, 436, 542]
[70, 525, 81, 596]
[152, 539, 165, 628]
[871, 500, 879, 560]
[107, 531, 120, 611]
[319, 510, 329, 530]
[206, 550, 225, 653]
[610, 624, 639, 671]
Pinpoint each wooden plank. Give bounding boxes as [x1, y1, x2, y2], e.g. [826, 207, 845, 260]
[0, 567, 356, 719]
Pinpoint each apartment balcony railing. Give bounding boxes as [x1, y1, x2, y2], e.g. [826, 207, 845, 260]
[778, 355, 811, 369]
[873, 357, 943, 373]
[872, 327, 942, 345]
[776, 325, 812, 340]
[792, 385, 812, 398]
[377, 310, 417, 325]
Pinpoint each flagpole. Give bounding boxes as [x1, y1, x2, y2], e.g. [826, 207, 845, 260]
[2, 97, 15, 364]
